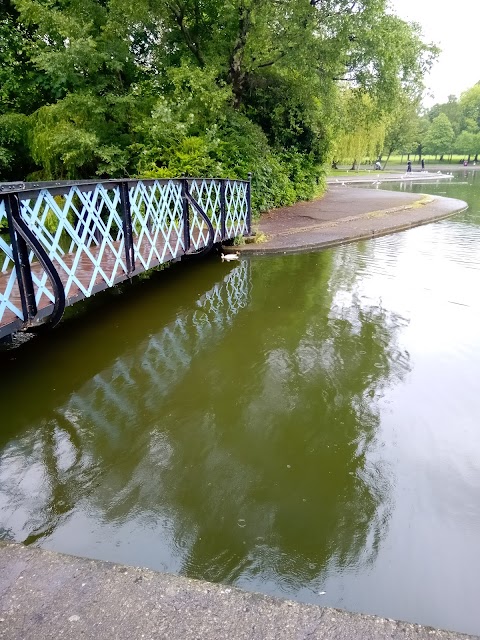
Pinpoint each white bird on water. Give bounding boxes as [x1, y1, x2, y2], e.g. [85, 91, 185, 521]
[221, 252, 240, 262]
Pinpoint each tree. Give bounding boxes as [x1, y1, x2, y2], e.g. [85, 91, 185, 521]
[423, 113, 455, 158]
[1, 0, 437, 206]
[0, 0, 56, 177]
[382, 98, 421, 168]
[428, 95, 464, 138]
[453, 131, 480, 162]
[414, 115, 431, 162]
[332, 89, 388, 167]
[459, 83, 480, 132]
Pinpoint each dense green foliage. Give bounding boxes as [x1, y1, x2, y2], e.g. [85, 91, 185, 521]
[1, 0, 435, 213]
[375, 83, 480, 165]
[423, 87, 480, 161]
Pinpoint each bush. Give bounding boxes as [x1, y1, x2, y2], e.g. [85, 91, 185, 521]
[137, 108, 324, 217]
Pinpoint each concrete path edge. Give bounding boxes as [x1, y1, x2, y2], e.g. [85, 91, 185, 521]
[235, 189, 468, 255]
[0, 542, 478, 639]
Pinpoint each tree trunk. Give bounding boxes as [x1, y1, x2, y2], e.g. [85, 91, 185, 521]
[170, 3, 205, 67]
[228, 4, 252, 109]
[382, 148, 393, 171]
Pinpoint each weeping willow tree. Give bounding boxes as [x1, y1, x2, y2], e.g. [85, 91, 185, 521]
[332, 89, 388, 168]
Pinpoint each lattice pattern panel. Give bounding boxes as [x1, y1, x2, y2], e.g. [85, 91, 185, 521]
[129, 180, 185, 270]
[0, 178, 250, 334]
[18, 185, 128, 311]
[0, 198, 24, 326]
[225, 181, 248, 238]
[189, 179, 222, 245]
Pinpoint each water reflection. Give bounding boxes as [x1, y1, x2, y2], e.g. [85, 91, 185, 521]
[0, 262, 251, 542]
[3, 170, 480, 634]
[0, 251, 410, 601]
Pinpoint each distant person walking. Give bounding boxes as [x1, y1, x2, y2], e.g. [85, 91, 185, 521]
[421, 159, 425, 170]
[407, 160, 412, 173]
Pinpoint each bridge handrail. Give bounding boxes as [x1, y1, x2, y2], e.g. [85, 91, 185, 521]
[0, 176, 251, 338]
[0, 177, 251, 198]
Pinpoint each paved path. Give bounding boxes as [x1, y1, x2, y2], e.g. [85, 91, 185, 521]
[237, 180, 467, 255]
[0, 543, 477, 640]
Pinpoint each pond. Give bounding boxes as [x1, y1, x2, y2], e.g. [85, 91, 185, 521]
[1, 169, 480, 635]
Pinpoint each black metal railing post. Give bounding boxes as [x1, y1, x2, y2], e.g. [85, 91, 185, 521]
[11, 214, 66, 331]
[184, 190, 215, 251]
[246, 172, 252, 235]
[120, 182, 135, 275]
[181, 179, 191, 253]
[220, 179, 227, 240]
[5, 193, 37, 321]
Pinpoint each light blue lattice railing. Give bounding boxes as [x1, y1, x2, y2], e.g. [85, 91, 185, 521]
[0, 177, 251, 338]
[129, 180, 185, 270]
[0, 198, 24, 324]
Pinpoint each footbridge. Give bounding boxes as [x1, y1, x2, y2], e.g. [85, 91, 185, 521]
[0, 177, 251, 340]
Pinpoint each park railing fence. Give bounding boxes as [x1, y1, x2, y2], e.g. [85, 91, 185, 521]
[0, 177, 251, 339]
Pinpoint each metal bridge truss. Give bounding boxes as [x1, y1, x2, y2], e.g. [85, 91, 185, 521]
[0, 177, 251, 339]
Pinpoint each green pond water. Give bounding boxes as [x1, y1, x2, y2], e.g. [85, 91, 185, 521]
[1, 169, 480, 635]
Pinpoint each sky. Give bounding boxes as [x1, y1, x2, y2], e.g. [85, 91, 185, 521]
[388, 0, 480, 106]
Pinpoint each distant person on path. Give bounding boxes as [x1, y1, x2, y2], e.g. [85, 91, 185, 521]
[374, 160, 382, 170]
[407, 160, 412, 173]
[421, 159, 425, 170]
[464, 160, 468, 167]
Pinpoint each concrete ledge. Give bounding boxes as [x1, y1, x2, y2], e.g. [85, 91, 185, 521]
[237, 186, 467, 255]
[0, 543, 477, 639]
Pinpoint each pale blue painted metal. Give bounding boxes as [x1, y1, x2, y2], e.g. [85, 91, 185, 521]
[189, 179, 223, 244]
[0, 199, 24, 323]
[225, 181, 248, 238]
[20, 184, 128, 301]
[129, 180, 185, 269]
[0, 177, 250, 338]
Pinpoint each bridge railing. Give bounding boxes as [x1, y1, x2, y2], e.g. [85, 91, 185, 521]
[0, 177, 251, 339]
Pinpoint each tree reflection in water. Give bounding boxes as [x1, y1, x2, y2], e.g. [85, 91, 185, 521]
[0, 251, 410, 600]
